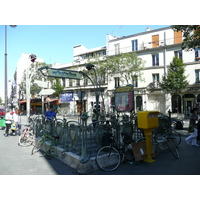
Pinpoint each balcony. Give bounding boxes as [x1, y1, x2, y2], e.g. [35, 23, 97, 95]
[108, 37, 182, 56]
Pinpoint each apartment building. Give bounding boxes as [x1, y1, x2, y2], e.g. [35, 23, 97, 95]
[51, 26, 200, 116]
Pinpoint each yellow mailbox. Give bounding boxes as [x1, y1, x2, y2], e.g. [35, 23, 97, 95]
[137, 111, 159, 129]
[137, 111, 159, 163]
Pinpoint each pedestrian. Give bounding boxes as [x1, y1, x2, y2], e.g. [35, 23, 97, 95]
[46, 96, 51, 110]
[12, 110, 19, 135]
[4, 109, 14, 137]
[92, 109, 98, 130]
[188, 108, 198, 133]
[45, 107, 56, 120]
[185, 123, 199, 146]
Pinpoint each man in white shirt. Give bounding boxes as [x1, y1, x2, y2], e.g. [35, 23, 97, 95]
[4, 109, 14, 137]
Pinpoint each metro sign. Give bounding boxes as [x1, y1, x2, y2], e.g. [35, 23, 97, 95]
[38, 66, 82, 80]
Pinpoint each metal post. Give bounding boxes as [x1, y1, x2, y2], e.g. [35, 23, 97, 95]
[26, 54, 37, 124]
[80, 113, 89, 163]
[4, 25, 17, 111]
[26, 62, 31, 124]
[4, 25, 8, 111]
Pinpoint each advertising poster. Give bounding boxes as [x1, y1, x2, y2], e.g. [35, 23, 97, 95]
[60, 92, 74, 103]
[114, 85, 134, 112]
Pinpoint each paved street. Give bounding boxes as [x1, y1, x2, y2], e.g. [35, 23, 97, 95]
[0, 129, 77, 175]
[0, 116, 200, 175]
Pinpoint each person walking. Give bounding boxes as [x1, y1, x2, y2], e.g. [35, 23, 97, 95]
[188, 108, 198, 133]
[4, 109, 14, 137]
[92, 109, 98, 130]
[185, 123, 199, 146]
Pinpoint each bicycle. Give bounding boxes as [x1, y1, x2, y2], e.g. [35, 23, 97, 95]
[18, 126, 34, 147]
[31, 128, 60, 158]
[136, 129, 180, 159]
[96, 128, 134, 172]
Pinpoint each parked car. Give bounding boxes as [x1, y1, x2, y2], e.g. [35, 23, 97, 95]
[171, 118, 184, 129]
[0, 108, 5, 117]
[159, 113, 184, 130]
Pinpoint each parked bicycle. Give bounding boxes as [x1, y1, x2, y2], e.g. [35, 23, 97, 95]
[136, 128, 181, 159]
[31, 128, 60, 158]
[96, 126, 134, 172]
[18, 126, 34, 147]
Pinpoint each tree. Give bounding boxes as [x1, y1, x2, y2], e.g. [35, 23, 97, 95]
[171, 25, 200, 50]
[160, 57, 189, 113]
[86, 52, 145, 86]
[52, 78, 65, 98]
[85, 52, 145, 111]
[106, 52, 145, 85]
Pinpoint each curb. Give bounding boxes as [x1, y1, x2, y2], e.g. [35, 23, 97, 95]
[37, 138, 99, 174]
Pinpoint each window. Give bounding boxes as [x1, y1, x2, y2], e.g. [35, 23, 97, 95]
[152, 54, 159, 66]
[99, 74, 106, 84]
[114, 77, 120, 88]
[132, 39, 138, 51]
[84, 78, 88, 86]
[195, 70, 200, 83]
[195, 48, 200, 60]
[152, 74, 159, 82]
[114, 43, 120, 55]
[76, 79, 80, 86]
[69, 79, 73, 87]
[62, 78, 66, 87]
[174, 50, 183, 60]
[132, 75, 138, 87]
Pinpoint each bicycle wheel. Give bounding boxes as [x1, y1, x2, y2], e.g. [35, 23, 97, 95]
[96, 146, 121, 172]
[18, 135, 33, 147]
[167, 138, 179, 159]
[170, 129, 181, 146]
[31, 138, 43, 155]
[124, 144, 134, 161]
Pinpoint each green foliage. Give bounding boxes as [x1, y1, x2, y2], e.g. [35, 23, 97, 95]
[171, 25, 200, 50]
[52, 78, 65, 97]
[86, 52, 145, 85]
[160, 57, 189, 94]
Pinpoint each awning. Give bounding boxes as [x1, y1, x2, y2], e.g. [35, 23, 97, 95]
[19, 100, 27, 104]
[45, 98, 59, 103]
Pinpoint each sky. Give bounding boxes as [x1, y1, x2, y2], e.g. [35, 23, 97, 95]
[0, 25, 169, 102]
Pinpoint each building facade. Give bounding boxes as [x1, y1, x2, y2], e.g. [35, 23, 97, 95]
[14, 26, 200, 117]
[52, 26, 200, 117]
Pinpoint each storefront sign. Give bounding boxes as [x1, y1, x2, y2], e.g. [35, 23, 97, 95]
[60, 92, 74, 103]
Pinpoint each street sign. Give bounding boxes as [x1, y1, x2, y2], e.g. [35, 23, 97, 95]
[38, 89, 55, 95]
[47, 68, 82, 79]
[34, 80, 48, 88]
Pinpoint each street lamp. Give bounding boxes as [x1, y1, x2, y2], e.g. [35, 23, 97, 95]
[26, 54, 37, 124]
[86, 63, 100, 119]
[4, 25, 17, 111]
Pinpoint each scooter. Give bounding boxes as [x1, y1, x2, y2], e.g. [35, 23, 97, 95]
[10, 121, 18, 136]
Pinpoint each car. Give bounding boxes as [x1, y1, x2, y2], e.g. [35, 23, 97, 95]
[171, 118, 184, 129]
[158, 113, 184, 130]
[0, 108, 5, 117]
